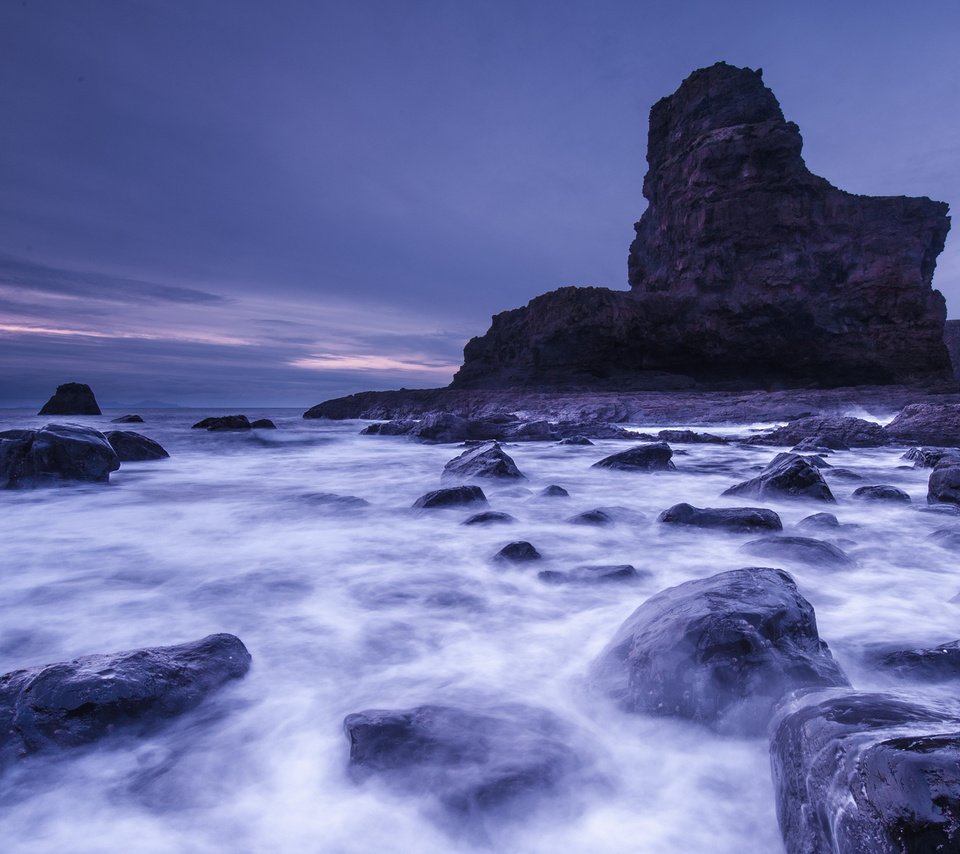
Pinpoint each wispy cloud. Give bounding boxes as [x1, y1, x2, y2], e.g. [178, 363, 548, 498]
[290, 353, 458, 374]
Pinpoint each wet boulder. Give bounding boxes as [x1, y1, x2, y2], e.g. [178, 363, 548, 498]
[770, 690, 960, 854]
[927, 458, 960, 505]
[740, 536, 854, 568]
[413, 485, 488, 510]
[558, 436, 593, 446]
[492, 541, 542, 563]
[443, 443, 525, 480]
[111, 414, 144, 424]
[657, 502, 782, 533]
[250, 418, 276, 429]
[568, 509, 615, 526]
[590, 567, 848, 735]
[0, 634, 251, 765]
[826, 468, 863, 481]
[902, 446, 960, 469]
[0, 424, 120, 488]
[722, 453, 835, 502]
[37, 382, 101, 416]
[540, 485, 569, 498]
[885, 402, 960, 446]
[751, 416, 887, 449]
[538, 565, 643, 584]
[591, 441, 675, 472]
[851, 484, 910, 502]
[657, 429, 727, 444]
[343, 703, 587, 824]
[104, 430, 169, 462]
[796, 512, 841, 531]
[191, 415, 251, 431]
[462, 511, 515, 526]
[869, 640, 960, 682]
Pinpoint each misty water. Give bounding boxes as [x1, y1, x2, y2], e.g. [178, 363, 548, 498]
[1, 408, 958, 853]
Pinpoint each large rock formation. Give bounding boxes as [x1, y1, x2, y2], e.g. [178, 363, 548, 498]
[450, 62, 952, 391]
[38, 382, 101, 416]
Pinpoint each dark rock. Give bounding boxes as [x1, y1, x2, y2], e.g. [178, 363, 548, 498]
[343, 703, 586, 823]
[0, 634, 251, 765]
[799, 454, 831, 469]
[413, 486, 488, 510]
[302, 492, 370, 511]
[770, 690, 960, 854]
[191, 415, 251, 431]
[593, 505, 648, 524]
[443, 443, 525, 480]
[886, 403, 960, 446]
[796, 512, 841, 531]
[38, 382, 101, 416]
[826, 468, 864, 481]
[591, 567, 848, 734]
[591, 441, 675, 472]
[492, 541, 542, 563]
[558, 436, 593, 446]
[751, 416, 887, 449]
[540, 485, 569, 498]
[871, 640, 960, 682]
[250, 419, 276, 429]
[723, 453, 835, 502]
[538, 565, 642, 584]
[852, 484, 911, 502]
[927, 458, 960, 505]
[568, 509, 615, 526]
[111, 414, 144, 424]
[463, 511, 515, 526]
[104, 430, 170, 462]
[657, 429, 727, 444]
[790, 439, 834, 454]
[902, 446, 960, 468]
[0, 424, 120, 488]
[657, 502, 782, 533]
[740, 536, 854, 568]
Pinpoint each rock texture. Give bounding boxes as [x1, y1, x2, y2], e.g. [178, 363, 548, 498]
[448, 62, 951, 391]
[723, 453, 835, 502]
[0, 424, 120, 488]
[886, 403, 960, 446]
[104, 430, 169, 462]
[38, 383, 101, 416]
[657, 503, 782, 533]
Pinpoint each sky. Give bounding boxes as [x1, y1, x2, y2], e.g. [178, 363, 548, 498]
[2, 0, 959, 407]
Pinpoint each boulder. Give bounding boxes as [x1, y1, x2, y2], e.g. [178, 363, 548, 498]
[37, 382, 101, 416]
[770, 690, 960, 854]
[558, 436, 593, 446]
[443, 443, 525, 480]
[111, 414, 144, 424]
[851, 484, 910, 502]
[886, 403, 960, 446]
[567, 509, 615, 526]
[302, 492, 370, 511]
[826, 468, 863, 481]
[191, 415, 251, 431]
[538, 565, 642, 584]
[722, 453, 835, 502]
[540, 485, 569, 498]
[795, 512, 841, 531]
[343, 703, 586, 823]
[0, 424, 120, 488]
[412, 486, 488, 510]
[751, 416, 887, 449]
[657, 429, 727, 444]
[657, 502, 782, 533]
[927, 459, 960, 505]
[492, 542, 542, 563]
[462, 511, 515, 526]
[250, 419, 276, 429]
[591, 567, 848, 734]
[740, 536, 854, 568]
[870, 640, 960, 682]
[104, 430, 169, 462]
[902, 446, 960, 468]
[0, 634, 250, 765]
[591, 442, 675, 472]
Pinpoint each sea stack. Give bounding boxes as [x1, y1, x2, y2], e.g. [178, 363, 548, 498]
[38, 382, 102, 416]
[451, 62, 952, 391]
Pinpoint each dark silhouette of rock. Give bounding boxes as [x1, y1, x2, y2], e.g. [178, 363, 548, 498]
[104, 430, 169, 462]
[538, 565, 642, 584]
[192, 415, 251, 431]
[0, 634, 250, 766]
[450, 62, 952, 391]
[558, 436, 593, 445]
[868, 640, 960, 682]
[927, 458, 960, 505]
[657, 429, 727, 444]
[740, 536, 854, 568]
[38, 383, 101, 416]
[0, 424, 120, 488]
[412, 486, 488, 510]
[852, 484, 910, 502]
[568, 509, 615, 526]
[592, 441, 675, 472]
[902, 446, 960, 468]
[796, 512, 841, 531]
[492, 541, 542, 563]
[343, 703, 587, 824]
[591, 567, 848, 734]
[657, 502, 782, 533]
[302, 492, 370, 511]
[443, 443, 525, 480]
[751, 416, 888, 449]
[540, 485, 569, 498]
[250, 419, 276, 429]
[770, 691, 960, 854]
[826, 468, 863, 481]
[723, 453, 835, 502]
[111, 414, 144, 424]
[886, 403, 960, 446]
[462, 511, 515, 526]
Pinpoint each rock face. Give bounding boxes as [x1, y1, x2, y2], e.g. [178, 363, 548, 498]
[770, 690, 960, 854]
[886, 403, 960, 446]
[38, 382, 101, 416]
[591, 567, 848, 734]
[449, 62, 951, 391]
[0, 424, 120, 488]
[0, 634, 250, 765]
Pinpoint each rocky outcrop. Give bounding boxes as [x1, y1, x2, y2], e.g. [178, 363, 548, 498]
[38, 382, 101, 416]
[886, 403, 960, 446]
[442, 443, 525, 480]
[591, 442, 675, 472]
[749, 416, 888, 449]
[723, 453, 835, 502]
[0, 424, 120, 488]
[449, 62, 951, 391]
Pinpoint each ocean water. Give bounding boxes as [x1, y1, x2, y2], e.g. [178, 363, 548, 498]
[0, 408, 957, 853]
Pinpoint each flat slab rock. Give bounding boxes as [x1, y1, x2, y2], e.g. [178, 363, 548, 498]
[592, 441, 675, 472]
[442, 442, 525, 480]
[658, 502, 782, 533]
[0, 423, 120, 488]
[590, 567, 848, 735]
[723, 453, 835, 502]
[0, 633, 251, 765]
[770, 689, 960, 854]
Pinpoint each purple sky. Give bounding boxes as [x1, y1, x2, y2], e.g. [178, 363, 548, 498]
[2, 0, 958, 407]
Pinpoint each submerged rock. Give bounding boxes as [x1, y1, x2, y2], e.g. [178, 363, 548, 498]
[657, 502, 782, 533]
[442, 442, 525, 480]
[538, 565, 642, 585]
[111, 414, 144, 424]
[591, 567, 848, 734]
[723, 453, 835, 502]
[869, 640, 960, 682]
[568, 509, 615, 526]
[657, 429, 727, 444]
[462, 511, 515, 526]
[191, 415, 252, 431]
[413, 486, 488, 510]
[302, 492, 370, 511]
[740, 536, 854, 568]
[591, 442, 675, 472]
[250, 418, 276, 429]
[492, 541, 542, 563]
[770, 690, 960, 854]
[902, 446, 960, 468]
[38, 382, 101, 416]
[104, 430, 170, 462]
[0, 634, 251, 765]
[558, 436, 593, 446]
[851, 484, 910, 502]
[540, 485, 570, 498]
[0, 424, 120, 488]
[796, 512, 841, 531]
